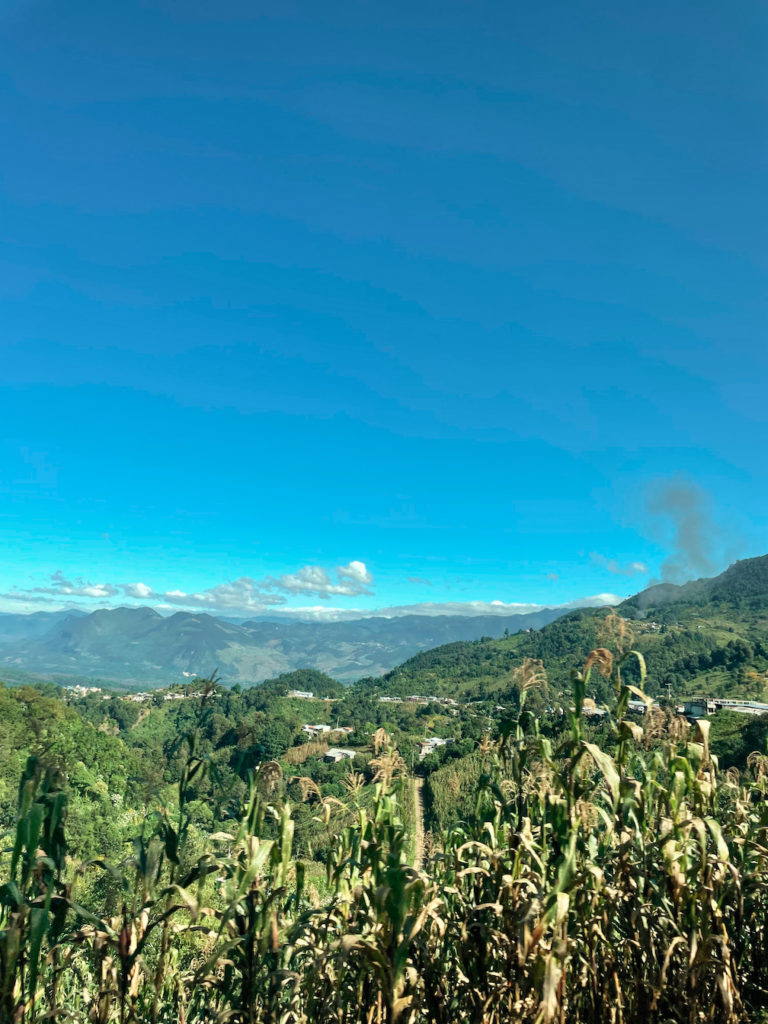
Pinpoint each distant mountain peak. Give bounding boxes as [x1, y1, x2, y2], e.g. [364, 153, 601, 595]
[0, 604, 571, 686]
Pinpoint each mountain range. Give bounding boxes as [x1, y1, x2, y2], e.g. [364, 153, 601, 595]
[0, 604, 569, 687]
[4, 555, 766, 692]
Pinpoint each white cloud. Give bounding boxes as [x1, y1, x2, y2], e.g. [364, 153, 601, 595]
[590, 553, 649, 577]
[337, 561, 373, 586]
[157, 578, 284, 613]
[246, 593, 622, 622]
[1, 562, 374, 616]
[1, 564, 622, 623]
[266, 561, 373, 599]
[5, 571, 120, 600]
[374, 594, 621, 618]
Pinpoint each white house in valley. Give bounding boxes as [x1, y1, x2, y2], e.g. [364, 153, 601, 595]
[324, 747, 357, 763]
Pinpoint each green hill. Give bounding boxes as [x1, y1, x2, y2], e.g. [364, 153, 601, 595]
[365, 554, 768, 705]
[4, 562, 768, 1023]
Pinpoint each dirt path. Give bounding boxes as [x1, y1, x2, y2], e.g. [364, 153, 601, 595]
[412, 776, 425, 870]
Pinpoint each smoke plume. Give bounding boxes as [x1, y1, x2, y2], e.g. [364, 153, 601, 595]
[646, 477, 722, 583]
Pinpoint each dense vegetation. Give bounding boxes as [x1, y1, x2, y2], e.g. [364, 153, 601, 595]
[372, 556, 768, 706]
[4, 558, 768, 1022]
[3, 643, 768, 1021]
[0, 667, 478, 871]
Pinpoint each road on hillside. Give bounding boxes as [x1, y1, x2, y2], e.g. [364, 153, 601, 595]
[412, 776, 425, 870]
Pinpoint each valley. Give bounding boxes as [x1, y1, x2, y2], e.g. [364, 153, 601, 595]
[0, 604, 573, 686]
[3, 556, 768, 1023]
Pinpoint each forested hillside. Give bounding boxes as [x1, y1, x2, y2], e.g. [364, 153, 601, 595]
[371, 554, 768, 705]
[4, 558, 768, 1021]
[0, 666, 483, 871]
[4, 645, 768, 1022]
[0, 605, 570, 686]
[4, 555, 768, 851]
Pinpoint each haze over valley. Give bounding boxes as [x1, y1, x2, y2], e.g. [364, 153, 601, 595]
[0, 601, 593, 686]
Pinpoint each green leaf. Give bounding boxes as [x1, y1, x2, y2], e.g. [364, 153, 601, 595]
[27, 905, 49, 999]
[704, 817, 730, 862]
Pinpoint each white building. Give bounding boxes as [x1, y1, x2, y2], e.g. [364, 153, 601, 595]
[418, 737, 454, 761]
[324, 747, 357, 763]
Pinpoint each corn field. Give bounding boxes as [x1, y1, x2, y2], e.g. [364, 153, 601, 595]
[3, 648, 768, 1023]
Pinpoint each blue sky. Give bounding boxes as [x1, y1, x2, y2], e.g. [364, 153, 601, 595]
[1, 0, 766, 619]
